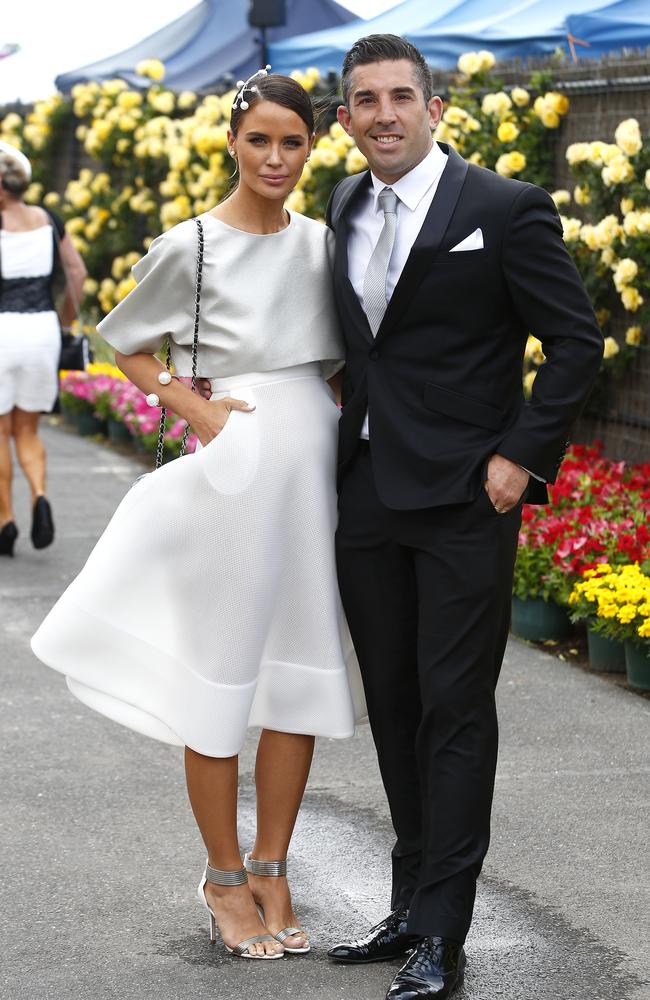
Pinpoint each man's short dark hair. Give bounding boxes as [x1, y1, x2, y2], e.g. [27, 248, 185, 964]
[341, 34, 434, 106]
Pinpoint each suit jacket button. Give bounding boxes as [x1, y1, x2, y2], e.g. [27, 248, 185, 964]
[369, 348, 380, 360]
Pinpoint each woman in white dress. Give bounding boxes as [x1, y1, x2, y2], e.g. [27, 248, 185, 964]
[31, 72, 364, 959]
[0, 141, 86, 555]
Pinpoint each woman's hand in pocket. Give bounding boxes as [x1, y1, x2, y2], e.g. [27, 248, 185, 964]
[186, 395, 255, 447]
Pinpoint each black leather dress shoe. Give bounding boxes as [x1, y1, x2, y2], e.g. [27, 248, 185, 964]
[328, 906, 422, 964]
[386, 936, 466, 999]
[31, 496, 54, 550]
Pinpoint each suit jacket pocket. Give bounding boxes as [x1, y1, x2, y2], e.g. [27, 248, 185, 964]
[423, 382, 503, 431]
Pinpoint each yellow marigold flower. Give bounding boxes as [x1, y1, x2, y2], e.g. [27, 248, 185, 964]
[458, 52, 482, 76]
[345, 147, 368, 174]
[625, 325, 642, 346]
[614, 118, 642, 157]
[497, 121, 519, 143]
[602, 336, 620, 360]
[136, 59, 165, 82]
[639, 621, 650, 639]
[621, 286, 643, 312]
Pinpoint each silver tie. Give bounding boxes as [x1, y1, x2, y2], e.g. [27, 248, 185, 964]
[363, 187, 399, 336]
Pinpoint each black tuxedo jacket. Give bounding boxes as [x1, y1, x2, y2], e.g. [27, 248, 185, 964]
[326, 143, 603, 508]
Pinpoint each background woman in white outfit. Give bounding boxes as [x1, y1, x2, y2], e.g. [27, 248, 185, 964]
[0, 142, 86, 555]
[32, 74, 364, 960]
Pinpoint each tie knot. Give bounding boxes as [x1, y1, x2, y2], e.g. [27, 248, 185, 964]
[378, 187, 398, 216]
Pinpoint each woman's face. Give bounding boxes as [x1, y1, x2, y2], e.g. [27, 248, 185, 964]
[229, 100, 312, 203]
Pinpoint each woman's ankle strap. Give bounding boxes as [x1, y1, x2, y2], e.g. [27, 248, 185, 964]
[244, 851, 287, 877]
[205, 862, 248, 886]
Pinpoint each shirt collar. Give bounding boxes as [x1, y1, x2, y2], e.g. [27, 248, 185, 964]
[370, 141, 448, 213]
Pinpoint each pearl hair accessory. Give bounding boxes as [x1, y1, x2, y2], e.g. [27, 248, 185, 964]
[232, 65, 272, 112]
[158, 370, 173, 385]
[146, 393, 160, 408]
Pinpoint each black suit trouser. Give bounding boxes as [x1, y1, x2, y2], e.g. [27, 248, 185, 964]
[335, 443, 522, 943]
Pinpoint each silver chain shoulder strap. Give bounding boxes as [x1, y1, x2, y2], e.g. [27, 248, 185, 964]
[155, 216, 204, 470]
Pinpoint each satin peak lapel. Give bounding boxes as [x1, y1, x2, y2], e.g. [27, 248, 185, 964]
[376, 145, 469, 343]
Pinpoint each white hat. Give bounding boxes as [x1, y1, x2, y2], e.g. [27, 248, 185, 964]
[0, 140, 32, 181]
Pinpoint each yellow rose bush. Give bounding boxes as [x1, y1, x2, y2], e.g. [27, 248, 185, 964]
[557, 117, 649, 383]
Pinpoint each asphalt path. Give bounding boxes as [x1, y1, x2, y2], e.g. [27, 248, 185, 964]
[1, 421, 649, 1000]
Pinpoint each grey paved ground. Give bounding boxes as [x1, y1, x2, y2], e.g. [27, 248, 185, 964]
[1, 420, 649, 1000]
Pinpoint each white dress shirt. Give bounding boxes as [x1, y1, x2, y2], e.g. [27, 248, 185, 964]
[347, 142, 448, 438]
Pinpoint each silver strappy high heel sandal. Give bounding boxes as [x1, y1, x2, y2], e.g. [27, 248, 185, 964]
[196, 861, 284, 959]
[244, 852, 310, 954]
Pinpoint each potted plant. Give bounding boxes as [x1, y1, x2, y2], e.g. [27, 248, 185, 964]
[568, 564, 626, 672]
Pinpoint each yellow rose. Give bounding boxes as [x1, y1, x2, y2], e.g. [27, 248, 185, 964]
[595, 308, 611, 327]
[102, 79, 128, 97]
[600, 247, 616, 268]
[560, 216, 581, 242]
[111, 256, 126, 280]
[149, 90, 175, 115]
[614, 118, 642, 157]
[645, 168, 650, 190]
[443, 105, 468, 126]
[602, 336, 620, 360]
[285, 189, 306, 214]
[620, 197, 634, 215]
[169, 145, 191, 171]
[623, 211, 640, 237]
[463, 115, 481, 133]
[178, 91, 197, 110]
[551, 189, 571, 207]
[508, 150, 526, 173]
[477, 50, 496, 71]
[468, 151, 484, 166]
[613, 258, 638, 291]
[458, 52, 482, 76]
[83, 277, 99, 296]
[511, 87, 530, 107]
[602, 154, 634, 187]
[136, 59, 165, 81]
[621, 286, 643, 312]
[481, 91, 512, 117]
[345, 147, 368, 174]
[497, 121, 519, 143]
[566, 142, 590, 165]
[310, 146, 339, 169]
[43, 191, 61, 208]
[546, 91, 569, 116]
[525, 336, 545, 365]
[540, 109, 560, 129]
[117, 91, 142, 110]
[625, 326, 642, 346]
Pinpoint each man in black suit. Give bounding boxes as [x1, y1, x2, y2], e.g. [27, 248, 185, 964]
[325, 34, 603, 999]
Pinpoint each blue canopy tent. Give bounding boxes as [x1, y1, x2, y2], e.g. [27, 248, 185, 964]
[566, 0, 650, 57]
[269, 0, 649, 74]
[55, 0, 356, 93]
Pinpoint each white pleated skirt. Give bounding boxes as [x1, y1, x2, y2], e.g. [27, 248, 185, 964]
[31, 363, 366, 756]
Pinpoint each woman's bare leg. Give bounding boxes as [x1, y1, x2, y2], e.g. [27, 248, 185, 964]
[12, 408, 46, 503]
[247, 729, 315, 949]
[184, 747, 283, 957]
[0, 412, 15, 525]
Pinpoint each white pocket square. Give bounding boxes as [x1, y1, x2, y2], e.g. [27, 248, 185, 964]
[449, 228, 484, 252]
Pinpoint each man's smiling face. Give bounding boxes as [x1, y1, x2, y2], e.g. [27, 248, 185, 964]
[337, 59, 443, 184]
